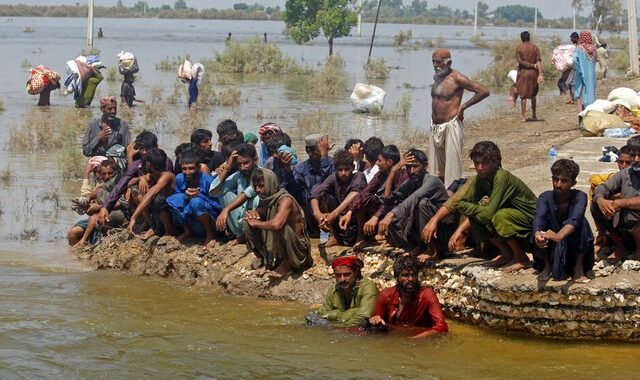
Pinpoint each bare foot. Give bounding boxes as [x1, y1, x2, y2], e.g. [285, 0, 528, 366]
[538, 268, 551, 281]
[606, 251, 625, 263]
[255, 267, 267, 277]
[503, 260, 530, 273]
[229, 235, 246, 246]
[353, 240, 368, 251]
[573, 275, 590, 283]
[71, 240, 87, 251]
[486, 254, 510, 268]
[176, 232, 190, 243]
[139, 229, 156, 241]
[204, 236, 217, 251]
[374, 234, 386, 242]
[520, 117, 527, 123]
[319, 236, 339, 248]
[417, 253, 438, 263]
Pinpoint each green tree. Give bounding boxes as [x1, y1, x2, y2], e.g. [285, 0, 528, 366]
[494, 5, 542, 22]
[116, 0, 123, 7]
[174, 0, 187, 10]
[477, 1, 489, 18]
[592, 0, 622, 33]
[284, 0, 357, 56]
[233, 3, 249, 10]
[160, 4, 171, 10]
[132, 1, 148, 11]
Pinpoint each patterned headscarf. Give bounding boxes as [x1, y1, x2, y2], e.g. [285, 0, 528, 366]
[100, 96, 117, 107]
[578, 31, 596, 61]
[332, 256, 364, 272]
[258, 122, 282, 138]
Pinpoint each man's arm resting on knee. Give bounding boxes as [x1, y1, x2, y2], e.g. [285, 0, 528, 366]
[614, 196, 640, 210]
[246, 197, 292, 231]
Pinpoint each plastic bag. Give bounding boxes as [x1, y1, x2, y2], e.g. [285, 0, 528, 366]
[350, 83, 386, 113]
[603, 127, 634, 138]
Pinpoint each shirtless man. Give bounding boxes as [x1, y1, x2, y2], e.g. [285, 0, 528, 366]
[243, 168, 311, 279]
[430, 48, 489, 188]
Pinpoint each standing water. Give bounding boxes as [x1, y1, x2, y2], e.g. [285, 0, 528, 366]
[0, 17, 639, 377]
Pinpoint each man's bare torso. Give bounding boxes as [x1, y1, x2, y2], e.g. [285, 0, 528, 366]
[431, 70, 464, 124]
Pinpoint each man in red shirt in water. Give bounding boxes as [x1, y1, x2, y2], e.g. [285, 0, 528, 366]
[368, 255, 448, 339]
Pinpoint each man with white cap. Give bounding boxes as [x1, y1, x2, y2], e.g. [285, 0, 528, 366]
[430, 48, 489, 188]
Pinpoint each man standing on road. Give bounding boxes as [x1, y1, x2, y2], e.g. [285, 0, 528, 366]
[430, 48, 489, 188]
[515, 31, 543, 123]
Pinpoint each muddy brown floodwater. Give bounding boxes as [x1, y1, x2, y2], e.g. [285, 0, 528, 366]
[1, 16, 639, 377]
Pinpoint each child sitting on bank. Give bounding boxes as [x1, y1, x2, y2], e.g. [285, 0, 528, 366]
[533, 159, 594, 282]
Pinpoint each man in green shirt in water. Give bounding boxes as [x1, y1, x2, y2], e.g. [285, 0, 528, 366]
[306, 256, 378, 328]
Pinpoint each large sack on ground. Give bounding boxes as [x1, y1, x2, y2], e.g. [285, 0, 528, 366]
[178, 59, 193, 81]
[578, 99, 615, 117]
[350, 83, 386, 113]
[552, 45, 575, 71]
[117, 51, 139, 75]
[607, 87, 640, 109]
[579, 110, 628, 136]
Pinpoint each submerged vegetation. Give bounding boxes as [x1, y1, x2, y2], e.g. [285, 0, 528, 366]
[364, 58, 389, 80]
[295, 110, 341, 141]
[209, 37, 306, 74]
[8, 108, 90, 152]
[155, 55, 189, 71]
[308, 56, 348, 99]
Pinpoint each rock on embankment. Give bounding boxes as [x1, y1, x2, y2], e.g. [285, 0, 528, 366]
[79, 231, 640, 341]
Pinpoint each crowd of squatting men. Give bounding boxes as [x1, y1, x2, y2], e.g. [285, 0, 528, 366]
[65, 47, 640, 337]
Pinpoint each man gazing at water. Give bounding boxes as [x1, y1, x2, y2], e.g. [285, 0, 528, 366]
[430, 48, 489, 188]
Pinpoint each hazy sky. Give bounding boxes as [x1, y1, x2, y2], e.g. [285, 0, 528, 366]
[0, 0, 603, 19]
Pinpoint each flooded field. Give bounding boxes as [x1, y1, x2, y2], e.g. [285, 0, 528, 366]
[0, 16, 639, 377]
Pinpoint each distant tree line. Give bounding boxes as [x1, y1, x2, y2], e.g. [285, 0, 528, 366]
[0, 2, 283, 20]
[0, 0, 629, 33]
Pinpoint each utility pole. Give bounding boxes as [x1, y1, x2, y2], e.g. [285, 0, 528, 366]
[629, 0, 639, 75]
[474, 0, 478, 35]
[357, 0, 362, 36]
[367, 0, 382, 64]
[87, 0, 94, 49]
[573, 6, 576, 31]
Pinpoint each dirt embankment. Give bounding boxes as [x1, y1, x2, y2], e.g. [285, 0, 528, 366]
[464, 77, 640, 170]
